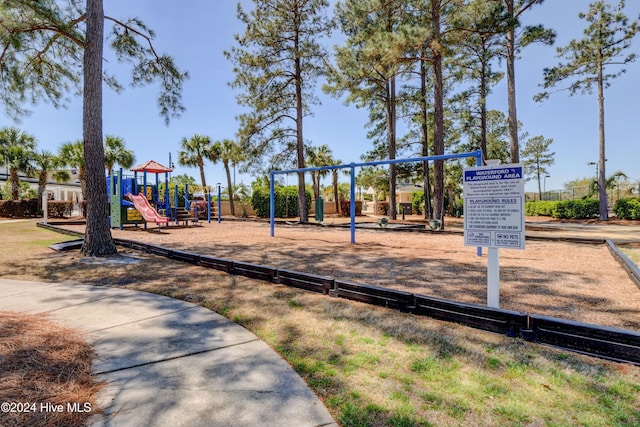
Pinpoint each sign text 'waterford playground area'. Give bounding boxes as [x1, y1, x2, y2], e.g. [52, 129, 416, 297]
[463, 164, 525, 250]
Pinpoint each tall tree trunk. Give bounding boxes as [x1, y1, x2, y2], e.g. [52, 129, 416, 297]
[198, 160, 207, 197]
[420, 56, 432, 220]
[79, 166, 87, 201]
[10, 169, 19, 200]
[38, 171, 47, 212]
[447, 187, 455, 215]
[431, 0, 445, 229]
[597, 53, 608, 220]
[537, 170, 542, 200]
[506, 0, 519, 164]
[388, 76, 397, 220]
[223, 160, 235, 216]
[294, 18, 307, 222]
[311, 171, 320, 200]
[480, 53, 488, 162]
[81, 0, 116, 257]
[333, 170, 339, 213]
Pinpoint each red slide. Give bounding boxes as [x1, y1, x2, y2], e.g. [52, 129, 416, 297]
[125, 193, 169, 225]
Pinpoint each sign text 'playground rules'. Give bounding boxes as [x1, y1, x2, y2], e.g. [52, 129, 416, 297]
[463, 163, 525, 250]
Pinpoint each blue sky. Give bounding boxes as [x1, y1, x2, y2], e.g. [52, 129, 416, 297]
[3, 0, 640, 193]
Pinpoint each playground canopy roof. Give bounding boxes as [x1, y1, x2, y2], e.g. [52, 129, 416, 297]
[130, 160, 173, 174]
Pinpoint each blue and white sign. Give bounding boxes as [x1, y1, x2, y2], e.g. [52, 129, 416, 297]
[463, 163, 525, 250]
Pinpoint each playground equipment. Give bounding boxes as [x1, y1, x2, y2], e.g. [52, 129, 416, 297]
[109, 160, 172, 229]
[108, 160, 221, 228]
[179, 185, 217, 224]
[125, 193, 169, 225]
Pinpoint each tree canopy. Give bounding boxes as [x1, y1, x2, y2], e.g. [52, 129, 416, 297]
[536, 0, 639, 220]
[1, 0, 187, 255]
[226, 0, 333, 222]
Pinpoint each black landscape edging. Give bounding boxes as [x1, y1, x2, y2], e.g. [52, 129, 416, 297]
[333, 279, 415, 312]
[168, 249, 200, 264]
[528, 314, 640, 365]
[277, 269, 333, 294]
[197, 255, 234, 273]
[232, 261, 278, 282]
[49, 239, 84, 251]
[414, 294, 527, 336]
[37, 222, 84, 237]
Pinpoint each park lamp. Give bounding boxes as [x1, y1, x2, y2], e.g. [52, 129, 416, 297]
[543, 175, 550, 199]
[588, 159, 607, 181]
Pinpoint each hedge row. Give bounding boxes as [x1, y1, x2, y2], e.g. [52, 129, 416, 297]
[525, 199, 600, 219]
[47, 201, 74, 218]
[0, 199, 39, 217]
[613, 198, 640, 220]
[251, 186, 312, 218]
[553, 199, 600, 219]
[524, 200, 558, 217]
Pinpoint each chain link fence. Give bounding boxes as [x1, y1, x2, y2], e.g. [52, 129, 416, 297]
[526, 181, 640, 203]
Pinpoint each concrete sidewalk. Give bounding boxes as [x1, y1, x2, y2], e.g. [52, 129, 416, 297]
[0, 278, 337, 427]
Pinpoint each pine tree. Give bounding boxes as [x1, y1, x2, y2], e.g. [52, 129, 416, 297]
[502, 0, 553, 163]
[226, 0, 333, 223]
[451, 0, 507, 163]
[521, 135, 554, 199]
[1, 0, 187, 256]
[536, 0, 639, 220]
[325, 0, 411, 220]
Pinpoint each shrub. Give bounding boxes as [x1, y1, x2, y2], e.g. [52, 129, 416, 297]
[0, 199, 39, 217]
[251, 187, 270, 217]
[411, 191, 424, 215]
[250, 186, 311, 218]
[525, 201, 558, 217]
[1, 181, 36, 200]
[47, 201, 73, 218]
[551, 199, 599, 219]
[613, 198, 640, 220]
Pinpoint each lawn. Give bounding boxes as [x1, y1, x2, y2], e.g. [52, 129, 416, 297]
[1, 220, 639, 426]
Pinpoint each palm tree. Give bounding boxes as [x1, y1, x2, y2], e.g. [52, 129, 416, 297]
[605, 171, 627, 204]
[58, 141, 86, 199]
[33, 150, 60, 211]
[444, 163, 463, 217]
[0, 127, 37, 200]
[306, 144, 333, 201]
[178, 134, 217, 196]
[214, 139, 244, 216]
[104, 135, 135, 174]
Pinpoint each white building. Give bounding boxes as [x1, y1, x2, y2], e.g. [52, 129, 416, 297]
[0, 166, 83, 203]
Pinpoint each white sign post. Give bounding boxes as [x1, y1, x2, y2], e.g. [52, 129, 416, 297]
[463, 163, 525, 308]
[42, 191, 51, 225]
